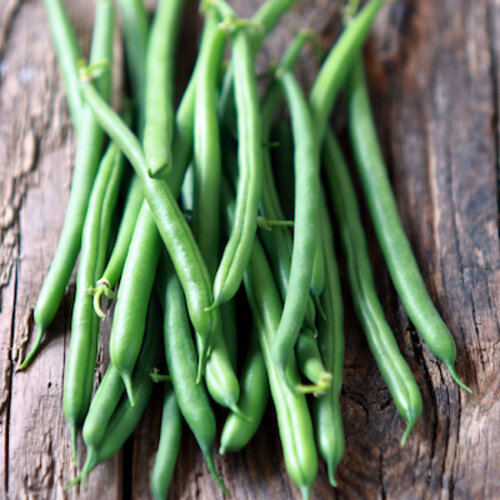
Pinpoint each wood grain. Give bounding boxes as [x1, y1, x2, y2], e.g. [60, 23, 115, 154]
[0, 0, 498, 499]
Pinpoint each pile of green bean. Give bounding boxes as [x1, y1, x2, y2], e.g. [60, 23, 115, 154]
[20, 0, 471, 497]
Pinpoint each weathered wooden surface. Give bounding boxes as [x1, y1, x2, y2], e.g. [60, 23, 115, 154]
[1, 0, 499, 499]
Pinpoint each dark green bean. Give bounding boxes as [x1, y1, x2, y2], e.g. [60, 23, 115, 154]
[43, 0, 83, 130]
[109, 202, 161, 404]
[151, 383, 182, 500]
[158, 255, 227, 494]
[324, 129, 423, 445]
[346, 56, 470, 392]
[312, 190, 345, 486]
[219, 329, 269, 454]
[80, 81, 216, 378]
[20, 0, 114, 370]
[144, 0, 183, 177]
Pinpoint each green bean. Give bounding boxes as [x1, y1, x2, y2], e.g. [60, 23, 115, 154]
[346, 56, 470, 392]
[116, 0, 149, 133]
[309, 0, 385, 142]
[78, 297, 161, 484]
[219, 329, 269, 454]
[220, 301, 238, 370]
[144, 0, 183, 177]
[93, 176, 143, 318]
[63, 139, 119, 463]
[312, 190, 345, 486]
[109, 202, 161, 404]
[295, 332, 332, 395]
[222, 179, 317, 499]
[158, 255, 227, 494]
[217, 0, 300, 133]
[193, 14, 227, 274]
[324, 129, 423, 445]
[20, 0, 114, 371]
[81, 364, 123, 457]
[211, 20, 263, 308]
[310, 242, 326, 317]
[158, 12, 218, 182]
[151, 383, 182, 500]
[43, 0, 83, 130]
[258, 32, 317, 334]
[80, 81, 216, 378]
[271, 69, 319, 387]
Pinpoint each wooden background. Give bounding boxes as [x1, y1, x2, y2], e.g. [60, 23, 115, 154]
[1, 0, 499, 498]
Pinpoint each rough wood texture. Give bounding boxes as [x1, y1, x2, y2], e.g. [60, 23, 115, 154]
[1, 0, 498, 499]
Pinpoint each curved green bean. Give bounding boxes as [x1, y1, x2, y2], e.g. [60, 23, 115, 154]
[346, 56, 470, 392]
[272, 69, 320, 385]
[211, 23, 263, 308]
[20, 0, 114, 370]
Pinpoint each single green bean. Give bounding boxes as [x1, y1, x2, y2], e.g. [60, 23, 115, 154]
[258, 31, 317, 334]
[64, 139, 118, 463]
[158, 256, 227, 494]
[151, 383, 182, 500]
[115, 0, 149, 133]
[193, 15, 227, 273]
[43, 0, 83, 130]
[211, 22, 263, 308]
[217, 0, 300, 133]
[109, 202, 161, 404]
[219, 329, 269, 454]
[324, 130, 423, 444]
[312, 190, 345, 486]
[80, 81, 216, 377]
[144, 0, 184, 177]
[346, 56, 470, 392]
[272, 69, 320, 386]
[20, 0, 114, 370]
